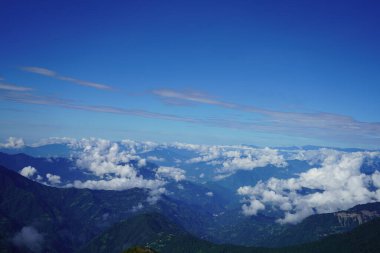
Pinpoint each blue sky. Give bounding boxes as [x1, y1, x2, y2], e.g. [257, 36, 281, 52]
[0, 0, 379, 148]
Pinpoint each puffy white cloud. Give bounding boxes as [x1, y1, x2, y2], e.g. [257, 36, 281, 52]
[238, 151, 380, 224]
[46, 173, 61, 184]
[19, 166, 37, 178]
[241, 199, 265, 216]
[0, 137, 25, 149]
[183, 144, 287, 177]
[30, 137, 77, 147]
[205, 191, 214, 197]
[74, 138, 139, 177]
[156, 166, 186, 182]
[146, 156, 165, 162]
[290, 148, 341, 165]
[61, 138, 171, 203]
[372, 171, 380, 188]
[69, 176, 164, 191]
[169, 142, 287, 174]
[121, 139, 159, 154]
[12, 226, 44, 253]
[132, 203, 144, 212]
[219, 147, 287, 173]
[147, 187, 167, 205]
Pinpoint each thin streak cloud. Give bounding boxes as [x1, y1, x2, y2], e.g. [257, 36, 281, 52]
[1, 92, 196, 123]
[1, 88, 379, 147]
[0, 83, 33, 92]
[22, 66, 112, 90]
[151, 88, 380, 145]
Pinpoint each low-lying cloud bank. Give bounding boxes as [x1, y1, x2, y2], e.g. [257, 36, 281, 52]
[238, 149, 380, 224]
[9, 137, 380, 220]
[0, 137, 25, 149]
[66, 138, 167, 203]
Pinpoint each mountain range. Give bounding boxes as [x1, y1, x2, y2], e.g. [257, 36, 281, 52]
[1, 140, 380, 252]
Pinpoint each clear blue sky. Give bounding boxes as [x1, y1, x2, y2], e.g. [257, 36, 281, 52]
[0, 0, 379, 148]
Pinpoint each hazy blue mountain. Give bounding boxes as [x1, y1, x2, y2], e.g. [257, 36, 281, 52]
[0, 152, 94, 184]
[81, 211, 380, 253]
[0, 144, 72, 158]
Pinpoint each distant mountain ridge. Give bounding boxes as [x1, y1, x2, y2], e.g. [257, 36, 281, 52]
[83, 212, 380, 253]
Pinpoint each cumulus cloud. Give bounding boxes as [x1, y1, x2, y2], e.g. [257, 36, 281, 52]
[74, 138, 139, 178]
[12, 226, 44, 253]
[69, 176, 164, 191]
[46, 173, 61, 184]
[218, 147, 287, 174]
[173, 143, 287, 177]
[205, 191, 214, 197]
[30, 137, 77, 147]
[19, 166, 37, 178]
[121, 139, 159, 154]
[132, 202, 144, 212]
[238, 150, 380, 224]
[156, 166, 186, 182]
[0, 137, 25, 149]
[147, 187, 167, 204]
[146, 156, 165, 162]
[64, 138, 168, 203]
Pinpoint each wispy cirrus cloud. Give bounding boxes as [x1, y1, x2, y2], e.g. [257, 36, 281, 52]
[151, 89, 236, 108]
[0, 82, 33, 92]
[1, 92, 196, 123]
[151, 88, 380, 146]
[21, 66, 112, 90]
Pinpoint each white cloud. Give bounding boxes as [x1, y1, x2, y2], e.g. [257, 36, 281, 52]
[19, 166, 37, 178]
[74, 138, 139, 178]
[219, 147, 287, 174]
[0, 137, 25, 149]
[69, 176, 164, 191]
[0, 83, 32, 91]
[12, 226, 44, 253]
[22, 66, 112, 90]
[179, 144, 287, 177]
[121, 139, 159, 153]
[46, 173, 61, 184]
[30, 137, 77, 147]
[132, 202, 144, 212]
[147, 187, 167, 204]
[205, 191, 214, 197]
[241, 199, 265, 215]
[147, 156, 165, 162]
[156, 166, 186, 182]
[61, 138, 172, 203]
[238, 151, 380, 224]
[151, 88, 380, 146]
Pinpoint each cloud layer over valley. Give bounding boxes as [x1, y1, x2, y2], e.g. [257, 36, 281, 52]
[3, 137, 380, 223]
